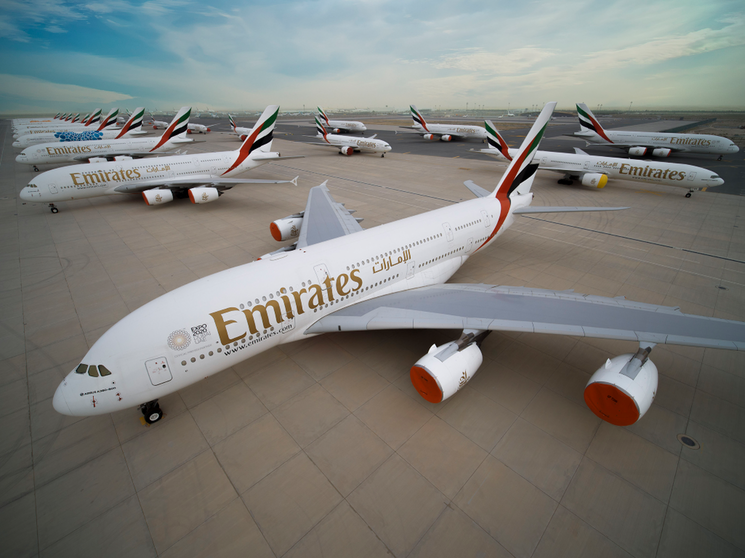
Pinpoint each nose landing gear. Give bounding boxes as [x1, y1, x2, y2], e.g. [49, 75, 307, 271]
[49, 204, 58, 213]
[140, 400, 163, 424]
[33, 166, 40, 172]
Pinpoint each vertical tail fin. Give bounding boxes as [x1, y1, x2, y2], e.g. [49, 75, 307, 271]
[314, 116, 329, 141]
[576, 102, 613, 144]
[492, 101, 556, 199]
[149, 107, 191, 152]
[410, 105, 429, 131]
[114, 107, 145, 139]
[54, 113, 61, 119]
[70, 113, 81, 123]
[222, 105, 279, 175]
[317, 106, 330, 126]
[228, 114, 237, 131]
[97, 108, 119, 131]
[484, 120, 512, 161]
[84, 108, 102, 126]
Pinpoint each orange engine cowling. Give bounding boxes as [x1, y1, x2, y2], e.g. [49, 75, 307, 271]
[188, 186, 220, 204]
[584, 349, 658, 426]
[270, 216, 304, 241]
[440, 134, 452, 142]
[628, 146, 647, 156]
[652, 148, 671, 157]
[142, 189, 174, 206]
[340, 146, 354, 156]
[410, 342, 483, 403]
[423, 134, 437, 141]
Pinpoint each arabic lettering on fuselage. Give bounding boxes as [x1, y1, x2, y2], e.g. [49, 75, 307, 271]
[372, 249, 411, 274]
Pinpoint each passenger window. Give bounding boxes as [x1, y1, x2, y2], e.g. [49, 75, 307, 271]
[99, 365, 112, 377]
[88, 365, 99, 377]
[76, 363, 87, 374]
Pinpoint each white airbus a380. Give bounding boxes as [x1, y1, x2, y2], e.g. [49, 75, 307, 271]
[12, 110, 100, 133]
[573, 103, 739, 158]
[15, 107, 196, 171]
[13, 109, 108, 137]
[12, 109, 144, 148]
[20, 105, 298, 212]
[52, 103, 745, 430]
[316, 106, 367, 133]
[477, 120, 724, 197]
[403, 105, 487, 141]
[310, 116, 391, 156]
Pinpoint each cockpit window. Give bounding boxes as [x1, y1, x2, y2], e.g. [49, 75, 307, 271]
[88, 365, 99, 377]
[76, 364, 87, 374]
[711, 175, 719, 179]
[99, 365, 112, 377]
[75, 362, 113, 377]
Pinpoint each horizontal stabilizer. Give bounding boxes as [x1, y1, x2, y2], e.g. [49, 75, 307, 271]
[573, 147, 589, 155]
[463, 180, 490, 198]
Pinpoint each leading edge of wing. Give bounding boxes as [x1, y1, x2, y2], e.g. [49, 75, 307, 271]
[114, 176, 297, 193]
[296, 183, 364, 249]
[305, 284, 745, 350]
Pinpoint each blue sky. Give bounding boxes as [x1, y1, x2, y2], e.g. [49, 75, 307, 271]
[1, 0, 744, 114]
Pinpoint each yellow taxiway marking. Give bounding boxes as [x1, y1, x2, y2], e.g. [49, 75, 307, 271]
[453, 156, 460, 159]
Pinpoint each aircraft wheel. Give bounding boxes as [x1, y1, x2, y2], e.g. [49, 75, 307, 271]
[141, 400, 162, 424]
[33, 166, 39, 172]
[685, 192, 692, 198]
[381, 154, 385, 158]
[49, 204, 59, 213]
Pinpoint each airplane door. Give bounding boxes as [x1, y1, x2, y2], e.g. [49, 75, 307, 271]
[466, 237, 474, 254]
[480, 210, 490, 227]
[406, 260, 416, 279]
[442, 222, 454, 241]
[314, 264, 329, 284]
[583, 161, 590, 170]
[49, 183, 58, 194]
[145, 357, 173, 386]
[687, 172, 697, 181]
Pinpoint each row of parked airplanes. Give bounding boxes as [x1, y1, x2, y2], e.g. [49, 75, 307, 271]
[33, 101, 744, 429]
[12, 103, 737, 214]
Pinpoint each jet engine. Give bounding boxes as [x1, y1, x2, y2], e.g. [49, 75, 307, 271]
[581, 173, 608, 188]
[439, 135, 453, 142]
[332, 128, 341, 133]
[270, 215, 304, 241]
[423, 134, 437, 141]
[652, 148, 671, 157]
[339, 146, 354, 156]
[239, 135, 248, 141]
[410, 332, 488, 403]
[584, 347, 658, 426]
[188, 186, 220, 204]
[88, 157, 107, 163]
[628, 146, 648, 156]
[142, 189, 174, 206]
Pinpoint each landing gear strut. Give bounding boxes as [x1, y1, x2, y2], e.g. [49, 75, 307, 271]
[49, 204, 58, 213]
[557, 178, 573, 185]
[140, 400, 163, 424]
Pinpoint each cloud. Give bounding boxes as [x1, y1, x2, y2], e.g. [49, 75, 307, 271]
[0, 74, 134, 103]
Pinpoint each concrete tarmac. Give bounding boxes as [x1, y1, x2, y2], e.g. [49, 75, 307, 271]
[2, 120, 745, 558]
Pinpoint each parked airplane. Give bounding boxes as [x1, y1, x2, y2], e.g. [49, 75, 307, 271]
[188, 123, 210, 134]
[229, 114, 253, 140]
[50, 102, 745, 430]
[477, 121, 724, 197]
[403, 105, 487, 141]
[148, 116, 168, 129]
[13, 109, 102, 134]
[317, 106, 367, 133]
[20, 105, 299, 212]
[13, 109, 117, 140]
[310, 116, 391, 156]
[13, 109, 145, 148]
[573, 103, 739, 158]
[16, 107, 196, 171]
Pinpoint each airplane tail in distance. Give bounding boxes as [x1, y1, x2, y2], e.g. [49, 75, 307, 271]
[493, 101, 556, 199]
[54, 113, 61, 119]
[115, 107, 145, 139]
[97, 108, 120, 131]
[84, 108, 102, 126]
[222, 105, 279, 175]
[150, 107, 191, 151]
[317, 106, 330, 126]
[485, 120, 512, 161]
[70, 114, 81, 123]
[228, 114, 237, 131]
[576, 102, 613, 144]
[315, 116, 329, 140]
[410, 105, 429, 131]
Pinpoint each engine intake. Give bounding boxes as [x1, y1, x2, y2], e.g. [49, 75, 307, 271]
[628, 146, 648, 156]
[652, 148, 671, 157]
[581, 173, 608, 188]
[270, 215, 304, 241]
[339, 146, 354, 156]
[584, 347, 658, 426]
[410, 332, 487, 403]
[188, 186, 220, 204]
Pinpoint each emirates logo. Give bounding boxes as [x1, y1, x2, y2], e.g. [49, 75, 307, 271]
[202, 192, 209, 201]
[155, 194, 162, 202]
[458, 371, 468, 390]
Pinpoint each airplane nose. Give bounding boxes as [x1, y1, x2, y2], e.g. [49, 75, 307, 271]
[12, 141, 21, 148]
[16, 154, 26, 163]
[53, 383, 72, 415]
[19, 187, 32, 201]
[730, 144, 739, 153]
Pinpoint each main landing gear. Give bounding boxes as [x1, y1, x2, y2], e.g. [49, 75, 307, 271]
[48, 204, 58, 213]
[685, 192, 692, 198]
[140, 400, 163, 424]
[557, 178, 574, 185]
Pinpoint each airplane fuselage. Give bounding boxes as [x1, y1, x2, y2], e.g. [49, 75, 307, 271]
[325, 119, 367, 133]
[414, 123, 487, 140]
[576, 130, 739, 155]
[53, 192, 512, 416]
[320, 132, 392, 154]
[13, 129, 143, 148]
[490, 148, 724, 190]
[16, 136, 193, 166]
[20, 150, 276, 203]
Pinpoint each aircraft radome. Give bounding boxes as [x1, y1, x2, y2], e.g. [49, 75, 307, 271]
[51, 102, 745, 429]
[20, 105, 299, 213]
[477, 120, 724, 197]
[573, 103, 739, 158]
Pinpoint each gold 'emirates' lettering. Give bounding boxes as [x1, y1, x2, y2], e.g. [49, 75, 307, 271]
[210, 269, 364, 346]
[46, 146, 92, 156]
[619, 164, 685, 181]
[70, 167, 141, 186]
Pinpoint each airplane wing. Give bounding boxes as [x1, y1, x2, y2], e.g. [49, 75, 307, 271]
[463, 181, 627, 212]
[114, 175, 297, 193]
[305, 284, 745, 350]
[296, 183, 364, 248]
